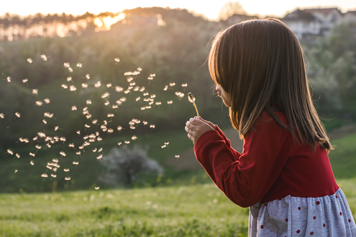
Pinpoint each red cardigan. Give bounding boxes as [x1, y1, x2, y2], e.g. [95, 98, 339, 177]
[194, 111, 339, 208]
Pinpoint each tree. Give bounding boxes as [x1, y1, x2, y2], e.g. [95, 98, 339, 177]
[218, 1, 247, 21]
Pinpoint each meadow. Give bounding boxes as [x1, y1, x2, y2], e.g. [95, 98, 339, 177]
[1, 131, 356, 236]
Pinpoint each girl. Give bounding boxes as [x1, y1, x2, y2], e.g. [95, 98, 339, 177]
[185, 19, 356, 236]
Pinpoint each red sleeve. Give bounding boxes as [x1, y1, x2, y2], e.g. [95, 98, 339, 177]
[194, 114, 290, 207]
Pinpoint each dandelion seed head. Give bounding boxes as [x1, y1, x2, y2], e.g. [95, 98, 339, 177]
[41, 54, 47, 61]
[70, 85, 77, 91]
[94, 81, 101, 88]
[115, 86, 123, 92]
[188, 92, 196, 103]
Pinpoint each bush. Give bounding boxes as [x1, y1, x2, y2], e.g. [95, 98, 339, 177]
[99, 147, 163, 188]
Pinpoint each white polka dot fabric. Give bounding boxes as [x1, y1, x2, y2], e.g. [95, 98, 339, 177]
[249, 188, 356, 236]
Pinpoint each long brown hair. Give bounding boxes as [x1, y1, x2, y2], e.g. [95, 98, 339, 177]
[208, 18, 333, 151]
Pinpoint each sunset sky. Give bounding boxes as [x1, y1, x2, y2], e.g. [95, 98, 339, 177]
[1, 0, 355, 19]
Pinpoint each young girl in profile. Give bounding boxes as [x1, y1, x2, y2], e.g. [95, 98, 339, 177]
[185, 19, 356, 236]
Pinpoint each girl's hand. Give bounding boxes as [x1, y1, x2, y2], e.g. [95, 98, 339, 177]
[185, 117, 216, 144]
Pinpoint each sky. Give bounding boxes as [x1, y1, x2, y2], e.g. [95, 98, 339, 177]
[1, 0, 355, 20]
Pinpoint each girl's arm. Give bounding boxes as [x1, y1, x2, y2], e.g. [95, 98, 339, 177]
[193, 115, 290, 208]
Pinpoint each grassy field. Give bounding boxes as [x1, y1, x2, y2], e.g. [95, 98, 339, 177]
[0, 179, 355, 237]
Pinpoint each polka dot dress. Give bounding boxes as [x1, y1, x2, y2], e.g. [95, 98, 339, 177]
[249, 188, 356, 237]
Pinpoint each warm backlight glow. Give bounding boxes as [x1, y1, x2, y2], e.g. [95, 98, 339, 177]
[94, 13, 126, 31]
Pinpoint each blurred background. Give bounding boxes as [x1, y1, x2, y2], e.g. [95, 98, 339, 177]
[1, 1, 356, 194]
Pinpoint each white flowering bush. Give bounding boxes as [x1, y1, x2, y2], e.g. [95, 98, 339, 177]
[99, 147, 163, 188]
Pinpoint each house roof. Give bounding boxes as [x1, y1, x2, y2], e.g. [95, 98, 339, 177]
[303, 8, 343, 15]
[283, 9, 315, 21]
[345, 11, 356, 15]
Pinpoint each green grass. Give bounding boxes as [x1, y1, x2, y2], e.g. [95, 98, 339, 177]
[329, 133, 356, 179]
[0, 184, 249, 237]
[0, 179, 355, 237]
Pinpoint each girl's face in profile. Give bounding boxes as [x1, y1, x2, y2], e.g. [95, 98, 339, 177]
[216, 84, 231, 107]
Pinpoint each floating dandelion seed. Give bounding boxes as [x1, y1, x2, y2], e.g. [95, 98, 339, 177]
[44, 112, 54, 118]
[101, 92, 110, 98]
[52, 158, 59, 163]
[107, 113, 114, 118]
[127, 77, 133, 82]
[32, 89, 38, 94]
[188, 92, 199, 117]
[44, 98, 50, 104]
[161, 145, 166, 148]
[82, 83, 88, 88]
[70, 85, 77, 91]
[182, 83, 188, 87]
[137, 67, 142, 71]
[150, 73, 156, 77]
[119, 97, 126, 102]
[164, 142, 170, 145]
[139, 87, 145, 92]
[71, 106, 77, 111]
[6, 77, 11, 82]
[104, 101, 110, 106]
[92, 119, 98, 124]
[86, 74, 90, 80]
[143, 92, 149, 96]
[106, 83, 112, 88]
[141, 107, 146, 111]
[41, 54, 47, 61]
[115, 86, 123, 92]
[124, 141, 130, 144]
[59, 151, 66, 157]
[72, 161, 79, 165]
[60, 137, 66, 142]
[65, 177, 71, 181]
[118, 142, 122, 146]
[84, 124, 90, 128]
[143, 121, 148, 125]
[76, 63, 82, 67]
[7, 149, 13, 155]
[16, 153, 20, 158]
[129, 82, 136, 86]
[38, 132, 46, 138]
[68, 67, 73, 72]
[14, 170, 18, 174]
[97, 137, 103, 141]
[64, 169, 70, 172]
[150, 124, 155, 129]
[36, 101, 43, 106]
[86, 100, 92, 105]
[117, 126, 122, 131]
[41, 173, 48, 178]
[61, 84, 68, 89]
[148, 76, 153, 80]
[22, 78, 28, 83]
[32, 136, 38, 141]
[76, 151, 81, 155]
[63, 62, 70, 68]
[131, 136, 137, 140]
[112, 105, 118, 109]
[163, 85, 168, 91]
[15, 112, 21, 118]
[30, 160, 34, 165]
[35, 145, 41, 150]
[169, 83, 176, 87]
[133, 86, 140, 91]
[94, 81, 101, 88]
[27, 58, 33, 63]
[107, 128, 114, 133]
[54, 126, 59, 131]
[51, 174, 57, 178]
[114, 58, 120, 62]
[96, 154, 103, 160]
[167, 100, 173, 104]
[98, 148, 103, 152]
[0, 113, 4, 119]
[95, 186, 100, 190]
[124, 89, 130, 94]
[67, 77, 72, 82]
[155, 102, 162, 105]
